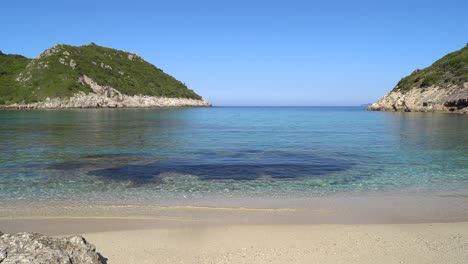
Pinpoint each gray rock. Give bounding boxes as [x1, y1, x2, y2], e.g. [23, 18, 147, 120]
[70, 59, 77, 69]
[368, 83, 468, 114]
[0, 231, 105, 264]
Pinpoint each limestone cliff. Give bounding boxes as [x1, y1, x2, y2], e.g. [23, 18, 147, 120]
[368, 44, 468, 113]
[368, 83, 468, 113]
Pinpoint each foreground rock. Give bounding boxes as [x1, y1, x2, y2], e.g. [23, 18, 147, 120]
[368, 83, 468, 113]
[0, 231, 104, 264]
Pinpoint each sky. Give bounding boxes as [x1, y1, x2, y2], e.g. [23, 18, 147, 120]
[2, 0, 467, 106]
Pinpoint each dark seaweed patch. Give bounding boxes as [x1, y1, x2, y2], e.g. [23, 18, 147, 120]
[87, 158, 354, 185]
[82, 153, 148, 159]
[46, 161, 91, 170]
[47, 150, 357, 186]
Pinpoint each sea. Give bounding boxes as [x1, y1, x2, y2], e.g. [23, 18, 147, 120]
[0, 106, 467, 207]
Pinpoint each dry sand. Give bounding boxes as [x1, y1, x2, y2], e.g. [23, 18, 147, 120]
[4, 217, 465, 263]
[1, 195, 467, 263]
[83, 222, 468, 264]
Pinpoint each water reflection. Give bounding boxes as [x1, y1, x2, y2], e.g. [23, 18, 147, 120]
[0, 109, 195, 163]
[379, 112, 468, 166]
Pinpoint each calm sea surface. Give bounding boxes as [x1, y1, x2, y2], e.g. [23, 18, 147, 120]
[0, 107, 467, 205]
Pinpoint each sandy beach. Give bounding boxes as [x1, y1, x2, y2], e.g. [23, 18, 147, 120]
[3, 219, 467, 263]
[1, 196, 467, 264]
[82, 222, 468, 264]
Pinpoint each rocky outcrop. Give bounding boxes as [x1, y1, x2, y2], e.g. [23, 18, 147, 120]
[1, 75, 211, 109]
[368, 83, 468, 113]
[2, 43, 207, 106]
[1, 93, 211, 109]
[79, 74, 123, 100]
[0, 231, 104, 264]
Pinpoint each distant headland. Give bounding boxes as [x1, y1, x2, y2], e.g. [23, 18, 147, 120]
[0, 43, 211, 109]
[368, 44, 468, 113]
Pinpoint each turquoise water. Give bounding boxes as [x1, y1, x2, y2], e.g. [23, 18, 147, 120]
[0, 107, 467, 204]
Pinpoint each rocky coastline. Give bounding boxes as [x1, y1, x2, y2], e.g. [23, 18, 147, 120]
[368, 83, 468, 114]
[0, 75, 211, 110]
[0, 93, 211, 110]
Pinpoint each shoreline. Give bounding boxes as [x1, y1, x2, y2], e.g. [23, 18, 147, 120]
[1, 193, 467, 236]
[0, 104, 212, 111]
[2, 192, 467, 263]
[2, 221, 467, 264]
[0, 91, 212, 110]
[2, 215, 468, 236]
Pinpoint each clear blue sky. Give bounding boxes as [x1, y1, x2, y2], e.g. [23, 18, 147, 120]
[2, 0, 467, 106]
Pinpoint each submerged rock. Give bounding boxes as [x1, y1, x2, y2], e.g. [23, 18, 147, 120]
[0, 231, 104, 264]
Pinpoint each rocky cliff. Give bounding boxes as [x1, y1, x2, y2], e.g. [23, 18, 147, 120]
[368, 83, 468, 113]
[368, 44, 468, 113]
[0, 43, 210, 109]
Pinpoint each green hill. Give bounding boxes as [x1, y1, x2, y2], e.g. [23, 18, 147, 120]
[393, 44, 468, 93]
[0, 52, 32, 104]
[0, 43, 202, 105]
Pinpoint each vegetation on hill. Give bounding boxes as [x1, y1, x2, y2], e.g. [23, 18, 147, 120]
[393, 44, 468, 93]
[0, 44, 202, 104]
[0, 52, 32, 104]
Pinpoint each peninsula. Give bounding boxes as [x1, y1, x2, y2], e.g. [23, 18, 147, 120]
[0, 43, 210, 109]
[368, 44, 468, 113]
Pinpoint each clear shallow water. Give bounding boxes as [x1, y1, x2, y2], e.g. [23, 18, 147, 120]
[0, 107, 467, 205]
